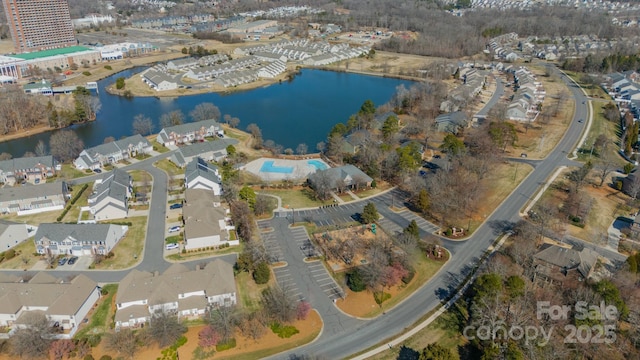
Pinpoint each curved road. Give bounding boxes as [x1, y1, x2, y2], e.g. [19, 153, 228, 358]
[0, 67, 600, 359]
[272, 66, 594, 358]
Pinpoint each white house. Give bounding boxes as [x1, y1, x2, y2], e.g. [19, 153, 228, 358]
[184, 157, 222, 195]
[141, 69, 178, 91]
[114, 261, 237, 329]
[169, 138, 238, 168]
[183, 189, 235, 250]
[74, 134, 152, 170]
[88, 168, 132, 220]
[0, 272, 100, 339]
[34, 223, 128, 256]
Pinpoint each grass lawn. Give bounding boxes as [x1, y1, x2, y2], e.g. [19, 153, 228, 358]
[58, 163, 90, 180]
[354, 182, 392, 199]
[155, 159, 181, 177]
[358, 252, 446, 318]
[93, 217, 146, 269]
[564, 71, 611, 99]
[575, 100, 626, 167]
[61, 182, 93, 222]
[446, 162, 533, 233]
[2, 208, 61, 225]
[337, 192, 353, 202]
[166, 243, 240, 261]
[236, 271, 272, 312]
[74, 284, 118, 340]
[129, 170, 151, 183]
[366, 305, 465, 360]
[259, 188, 326, 209]
[151, 140, 170, 153]
[0, 240, 36, 270]
[165, 234, 182, 244]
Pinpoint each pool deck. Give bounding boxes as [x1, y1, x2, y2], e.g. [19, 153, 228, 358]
[243, 157, 330, 181]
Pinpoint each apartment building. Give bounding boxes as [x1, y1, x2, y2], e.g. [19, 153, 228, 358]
[2, 0, 77, 53]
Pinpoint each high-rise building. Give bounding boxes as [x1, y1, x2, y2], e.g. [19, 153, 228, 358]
[2, 0, 76, 53]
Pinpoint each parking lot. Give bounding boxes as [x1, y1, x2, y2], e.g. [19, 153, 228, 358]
[306, 262, 344, 301]
[273, 266, 305, 301]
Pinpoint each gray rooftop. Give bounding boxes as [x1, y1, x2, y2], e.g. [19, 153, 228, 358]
[0, 155, 56, 173]
[185, 157, 221, 185]
[34, 223, 120, 243]
[0, 182, 67, 203]
[89, 168, 130, 207]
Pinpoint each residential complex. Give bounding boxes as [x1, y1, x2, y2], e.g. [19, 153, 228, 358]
[34, 223, 128, 256]
[88, 169, 132, 221]
[0, 272, 100, 339]
[156, 119, 223, 146]
[115, 261, 237, 329]
[74, 134, 152, 170]
[2, 0, 76, 53]
[0, 155, 59, 185]
[0, 181, 69, 215]
[182, 189, 235, 250]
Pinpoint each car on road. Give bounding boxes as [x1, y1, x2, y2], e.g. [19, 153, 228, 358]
[67, 256, 78, 265]
[169, 203, 183, 210]
[58, 257, 67, 266]
[166, 243, 179, 250]
[168, 226, 181, 233]
[93, 168, 102, 173]
[578, 119, 584, 123]
[520, 153, 527, 158]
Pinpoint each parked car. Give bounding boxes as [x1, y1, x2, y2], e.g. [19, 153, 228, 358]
[521, 153, 528, 158]
[166, 243, 179, 250]
[58, 257, 67, 266]
[168, 226, 181, 233]
[93, 168, 102, 173]
[169, 203, 183, 210]
[67, 256, 78, 265]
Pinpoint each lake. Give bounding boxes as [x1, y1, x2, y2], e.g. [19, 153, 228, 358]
[0, 68, 414, 156]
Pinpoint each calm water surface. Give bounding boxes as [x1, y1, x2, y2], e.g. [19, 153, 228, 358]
[0, 69, 413, 156]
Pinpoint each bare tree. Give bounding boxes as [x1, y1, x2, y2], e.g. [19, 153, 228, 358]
[595, 143, 616, 187]
[9, 312, 53, 359]
[229, 117, 240, 128]
[627, 174, 640, 200]
[105, 328, 139, 359]
[159, 110, 185, 129]
[49, 130, 84, 162]
[147, 310, 186, 348]
[34, 140, 47, 156]
[207, 305, 239, 342]
[296, 143, 308, 155]
[190, 102, 221, 122]
[132, 114, 154, 136]
[261, 285, 297, 323]
[246, 123, 263, 149]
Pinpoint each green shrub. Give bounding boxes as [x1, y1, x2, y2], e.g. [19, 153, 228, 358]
[374, 291, 391, 305]
[83, 355, 95, 360]
[84, 334, 102, 347]
[82, 71, 92, 76]
[104, 65, 112, 70]
[370, 179, 377, 188]
[346, 269, 366, 292]
[270, 322, 299, 338]
[3, 249, 15, 260]
[99, 355, 112, 360]
[215, 338, 236, 351]
[624, 163, 634, 174]
[253, 261, 270, 284]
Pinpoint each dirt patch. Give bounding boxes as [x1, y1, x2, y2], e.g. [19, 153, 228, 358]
[313, 226, 391, 273]
[337, 285, 405, 318]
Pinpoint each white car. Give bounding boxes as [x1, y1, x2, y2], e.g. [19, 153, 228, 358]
[168, 226, 181, 233]
[165, 243, 179, 250]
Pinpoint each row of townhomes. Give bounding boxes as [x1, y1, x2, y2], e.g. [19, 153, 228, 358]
[115, 261, 237, 329]
[604, 71, 640, 106]
[181, 157, 236, 251]
[74, 134, 153, 170]
[0, 182, 69, 215]
[0, 155, 59, 185]
[141, 39, 370, 91]
[169, 138, 238, 168]
[505, 67, 546, 122]
[34, 223, 128, 257]
[156, 119, 223, 146]
[0, 272, 100, 339]
[88, 169, 133, 221]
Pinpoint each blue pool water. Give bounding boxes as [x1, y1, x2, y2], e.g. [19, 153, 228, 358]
[260, 160, 294, 174]
[308, 160, 328, 171]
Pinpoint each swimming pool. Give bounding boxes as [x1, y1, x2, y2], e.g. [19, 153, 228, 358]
[307, 160, 328, 171]
[259, 160, 294, 174]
